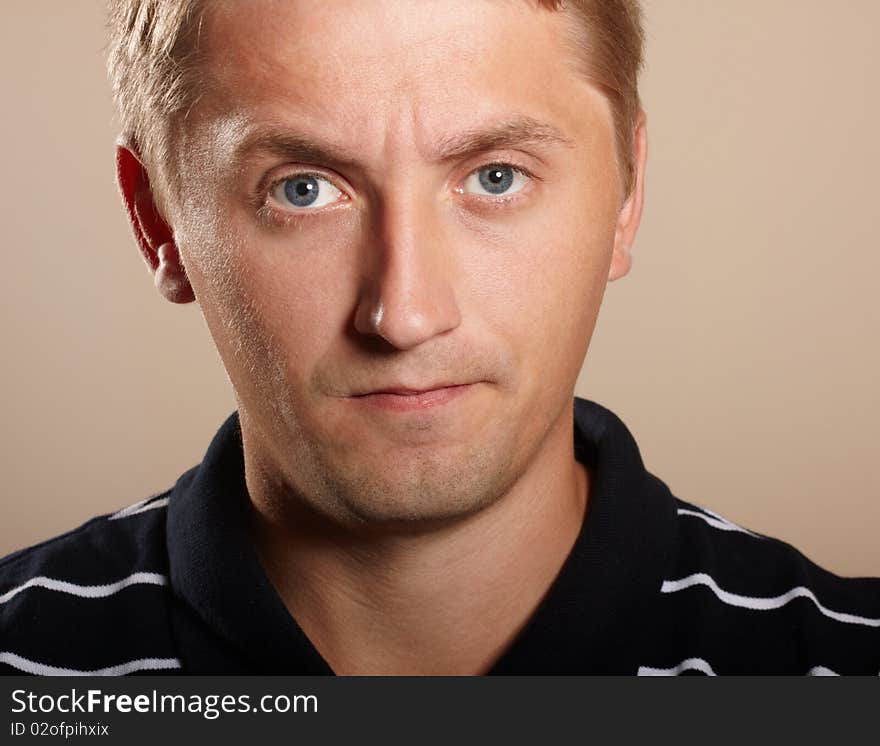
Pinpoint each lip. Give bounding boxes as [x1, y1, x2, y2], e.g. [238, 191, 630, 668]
[347, 383, 476, 412]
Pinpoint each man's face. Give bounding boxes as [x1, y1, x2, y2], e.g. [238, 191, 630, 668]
[168, 0, 638, 526]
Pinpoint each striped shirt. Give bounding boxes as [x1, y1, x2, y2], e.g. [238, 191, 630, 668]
[2, 398, 878, 675]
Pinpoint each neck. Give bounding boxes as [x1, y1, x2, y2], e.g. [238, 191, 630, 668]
[244, 405, 588, 675]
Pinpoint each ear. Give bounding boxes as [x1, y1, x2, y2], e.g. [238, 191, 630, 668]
[116, 143, 195, 304]
[608, 109, 648, 282]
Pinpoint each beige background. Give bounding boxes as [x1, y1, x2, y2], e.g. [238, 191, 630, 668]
[1, 0, 877, 576]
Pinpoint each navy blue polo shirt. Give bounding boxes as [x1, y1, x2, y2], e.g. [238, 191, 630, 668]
[1, 398, 878, 675]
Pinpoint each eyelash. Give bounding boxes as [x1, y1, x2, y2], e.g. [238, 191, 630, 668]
[257, 161, 538, 226]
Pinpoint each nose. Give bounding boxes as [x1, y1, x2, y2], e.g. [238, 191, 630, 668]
[353, 193, 462, 350]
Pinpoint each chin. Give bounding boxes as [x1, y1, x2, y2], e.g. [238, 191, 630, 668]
[310, 437, 518, 530]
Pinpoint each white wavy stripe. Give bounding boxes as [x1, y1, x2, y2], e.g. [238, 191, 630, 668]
[0, 652, 181, 676]
[677, 508, 762, 538]
[0, 572, 167, 605]
[662, 572, 880, 628]
[807, 666, 880, 676]
[122, 497, 170, 518]
[640, 660, 878, 676]
[699, 504, 742, 523]
[109, 496, 169, 521]
[638, 657, 717, 676]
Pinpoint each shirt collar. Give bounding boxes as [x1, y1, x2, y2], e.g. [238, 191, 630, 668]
[166, 397, 677, 674]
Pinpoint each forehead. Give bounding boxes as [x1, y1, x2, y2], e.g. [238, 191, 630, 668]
[191, 0, 610, 165]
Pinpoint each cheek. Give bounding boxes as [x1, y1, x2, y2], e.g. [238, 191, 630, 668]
[183, 212, 361, 397]
[463, 184, 618, 378]
[251, 230, 360, 368]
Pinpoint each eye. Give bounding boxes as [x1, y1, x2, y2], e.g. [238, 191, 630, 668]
[270, 173, 344, 210]
[463, 164, 529, 197]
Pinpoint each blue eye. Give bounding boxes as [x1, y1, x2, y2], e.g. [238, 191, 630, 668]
[272, 173, 343, 210]
[464, 164, 528, 197]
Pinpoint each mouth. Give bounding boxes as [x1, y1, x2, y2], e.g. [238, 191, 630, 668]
[347, 383, 476, 412]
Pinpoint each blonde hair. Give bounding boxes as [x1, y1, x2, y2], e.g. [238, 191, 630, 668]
[107, 0, 644, 204]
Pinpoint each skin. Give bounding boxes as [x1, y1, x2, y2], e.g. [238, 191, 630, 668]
[117, 0, 647, 674]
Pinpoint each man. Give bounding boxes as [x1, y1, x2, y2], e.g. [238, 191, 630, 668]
[0, 0, 877, 676]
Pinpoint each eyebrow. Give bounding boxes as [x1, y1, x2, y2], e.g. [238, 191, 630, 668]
[233, 114, 576, 171]
[233, 127, 358, 171]
[434, 115, 576, 162]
